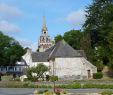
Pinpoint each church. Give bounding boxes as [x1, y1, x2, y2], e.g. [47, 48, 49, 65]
[21, 17, 97, 80]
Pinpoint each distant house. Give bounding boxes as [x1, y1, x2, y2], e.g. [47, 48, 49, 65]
[0, 59, 27, 75]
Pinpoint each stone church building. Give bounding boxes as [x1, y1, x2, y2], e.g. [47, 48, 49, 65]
[21, 17, 97, 80]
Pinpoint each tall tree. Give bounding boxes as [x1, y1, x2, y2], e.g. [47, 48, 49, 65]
[107, 22, 113, 66]
[0, 32, 25, 66]
[54, 35, 63, 43]
[55, 30, 83, 49]
[63, 30, 82, 49]
[83, 0, 113, 68]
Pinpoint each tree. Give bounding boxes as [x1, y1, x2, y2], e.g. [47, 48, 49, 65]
[26, 63, 49, 81]
[63, 30, 83, 49]
[0, 32, 25, 66]
[54, 35, 63, 43]
[83, 0, 113, 67]
[107, 22, 113, 66]
[50, 75, 58, 93]
[35, 63, 48, 80]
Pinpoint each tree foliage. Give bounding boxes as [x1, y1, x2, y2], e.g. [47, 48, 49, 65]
[82, 0, 113, 68]
[54, 0, 113, 70]
[54, 35, 63, 43]
[0, 32, 25, 66]
[64, 30, 83, 49]
[27, 63, 49, 81]
[55, 30, 83, 49]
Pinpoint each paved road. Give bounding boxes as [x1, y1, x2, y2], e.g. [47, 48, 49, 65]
[0, 88, 35, 95]
[0, 88, 113, 95]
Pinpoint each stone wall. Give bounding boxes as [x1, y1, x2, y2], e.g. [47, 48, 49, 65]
[49, 57, 97, 80]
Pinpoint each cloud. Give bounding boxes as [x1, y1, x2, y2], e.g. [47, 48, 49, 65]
[0, 3, 23, 17]
[18, 39, 38, 51]
[18, 39, 32, 48]
[67, 10, 86, 26]
[30, 42, 38, 52]
[0, 20, 20, 32]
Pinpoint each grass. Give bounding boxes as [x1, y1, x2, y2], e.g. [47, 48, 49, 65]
[0, 80, 113, 89]
[83, 83, 113, 89]
[2, 75, 12, 81]
[57, 83, 81, 89]
[101, 90, 113, 95]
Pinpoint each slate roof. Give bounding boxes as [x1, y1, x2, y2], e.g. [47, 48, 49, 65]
[31, 52, 49, 62]
[77, 50, 87, 59]
[31, 40, 86, 62]
[49, 40, 82, 58]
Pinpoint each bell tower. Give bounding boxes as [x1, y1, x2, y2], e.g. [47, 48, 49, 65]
[38, 16, 53, 52]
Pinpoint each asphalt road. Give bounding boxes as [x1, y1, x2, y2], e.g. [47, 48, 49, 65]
[0, 88, 113, 95]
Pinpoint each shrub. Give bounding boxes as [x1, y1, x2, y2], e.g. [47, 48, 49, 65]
[46, 75, 50, 81]
[34, 89, 44, 94]
[22, 83, 29, 88]
[101, 90, 113, 95]
[50, 75, 58, 82]
[24, 78, 29, 81]
[93, 72, 103, 79]
[44, 89, 49, 92]
[45, 91, 53, 95]
[38, 90, 44, 94]
[31, 77, 37, 82]
[15, 78, 20, 81]
[61, 90, 67, 94]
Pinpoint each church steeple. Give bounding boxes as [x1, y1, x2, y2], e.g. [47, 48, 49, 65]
[38, 16, 54, 52]
[42, 16, 48, 36]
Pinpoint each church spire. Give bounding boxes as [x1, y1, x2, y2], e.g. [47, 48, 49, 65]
[38, 16, 54, 52]
[42, 16, 48, 35]
[42, 16, 46, 28]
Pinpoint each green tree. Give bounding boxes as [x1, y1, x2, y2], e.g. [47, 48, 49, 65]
[54, 35, 63, 43]
[107, 22, 113, 66]
[26, 67, 35, 81]
[63, 30, 83, 49]
[35, 63, 48, 80]
[83, 0, 113, 67]
[26, 63, 49, 81]
[0, 32, 25, 66]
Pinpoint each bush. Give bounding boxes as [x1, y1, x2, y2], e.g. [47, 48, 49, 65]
[50, 75, 58, 82]
[101, 90, 113, 95]
[31, 77, 37, 82]
[45, 91, 53, 95]
[46, 75, 50, 81]
[93, 72, 103, 79]
[23, 83, 29, 88]
[24, 78, 29, 82]
[44, 90, 49, 93]
[15, 78, 20, 81]
[38, 90, 44, 94]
